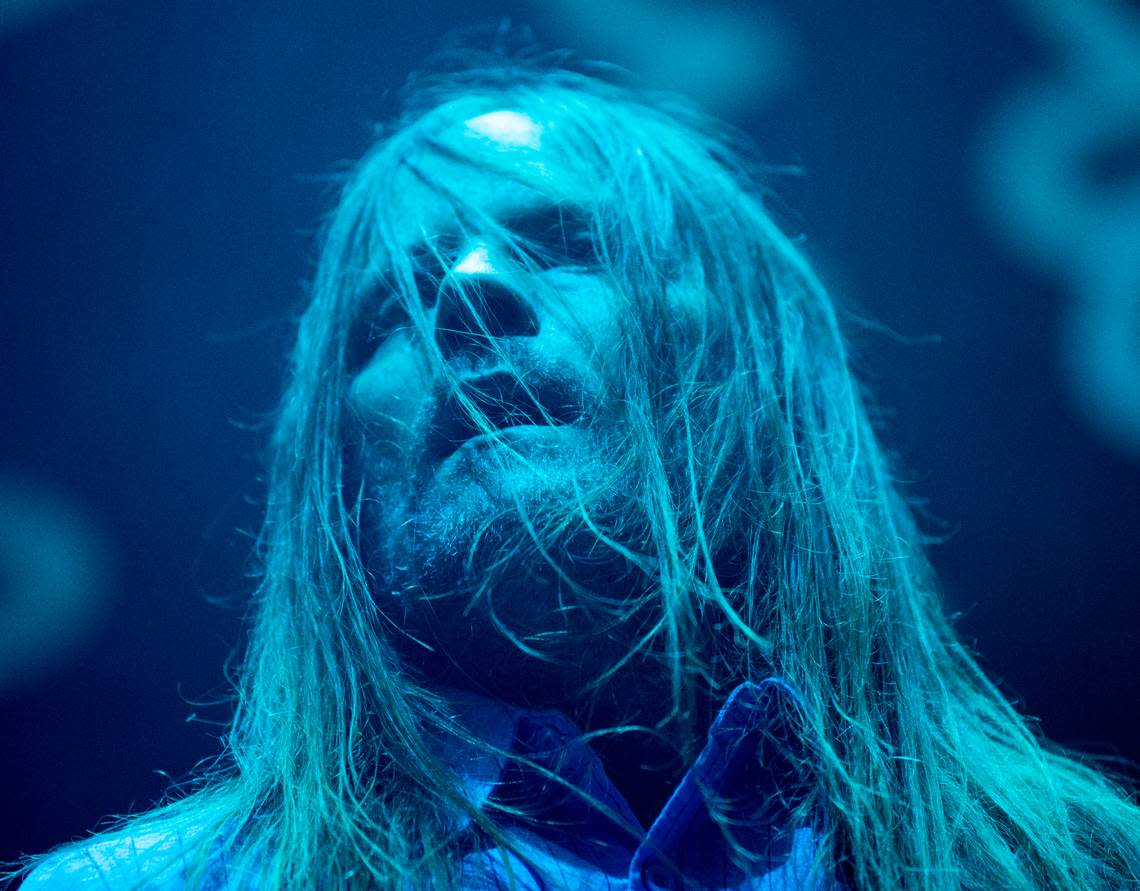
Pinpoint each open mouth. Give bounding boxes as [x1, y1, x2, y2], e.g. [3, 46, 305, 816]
[426, 370, 583, 463]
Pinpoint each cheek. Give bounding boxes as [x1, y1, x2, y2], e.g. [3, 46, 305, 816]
[548, 275, 623, 336]
[538, 273, 627, 389]
[348, 330, 434, 453]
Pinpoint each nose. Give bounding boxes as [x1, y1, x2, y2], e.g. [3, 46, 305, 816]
[433, 274, 540, 363]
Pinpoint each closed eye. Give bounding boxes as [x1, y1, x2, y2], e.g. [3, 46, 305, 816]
[506, 205, 597, 269]
[347, 291, 411, 373]
[414, 269, 443, 307]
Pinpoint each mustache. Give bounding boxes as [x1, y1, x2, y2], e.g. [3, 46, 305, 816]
[425, 368, 588, 463]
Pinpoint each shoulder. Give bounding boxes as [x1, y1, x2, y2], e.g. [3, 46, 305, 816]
[21, 826, 217, 891]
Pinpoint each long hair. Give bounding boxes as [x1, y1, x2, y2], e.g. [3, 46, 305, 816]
[18, 55, 1140, 890]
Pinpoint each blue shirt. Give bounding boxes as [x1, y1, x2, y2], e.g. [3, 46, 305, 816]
[25, 679, 841, 890]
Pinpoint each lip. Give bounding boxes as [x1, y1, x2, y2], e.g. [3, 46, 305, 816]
[445, 422, 570, 456]
[426, 370, 583, 463]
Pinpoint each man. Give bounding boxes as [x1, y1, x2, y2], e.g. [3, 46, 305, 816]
[20, 55, 1140, 890]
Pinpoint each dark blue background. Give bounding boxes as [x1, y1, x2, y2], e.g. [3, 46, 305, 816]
[3, 0, 1138, 864]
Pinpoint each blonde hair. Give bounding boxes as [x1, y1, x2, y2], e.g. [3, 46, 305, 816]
[15, 53, 1140, 891]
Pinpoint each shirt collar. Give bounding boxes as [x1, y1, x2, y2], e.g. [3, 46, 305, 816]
[431, 679, 818, 866]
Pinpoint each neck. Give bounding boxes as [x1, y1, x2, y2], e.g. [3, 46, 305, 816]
[567, 675, 716, 830]
[429, 658, 719, 831]
[587, 732, 685, 829]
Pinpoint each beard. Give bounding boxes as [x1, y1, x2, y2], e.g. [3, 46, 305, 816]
[357, 425, 649, 709]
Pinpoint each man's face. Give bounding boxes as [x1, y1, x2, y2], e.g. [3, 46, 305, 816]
[347, 109, 642, 701]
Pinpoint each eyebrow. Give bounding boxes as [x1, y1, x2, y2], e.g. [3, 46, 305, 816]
[407, 204, 596, 280]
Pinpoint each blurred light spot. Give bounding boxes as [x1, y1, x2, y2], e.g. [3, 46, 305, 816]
[0, 0, 89, 37]
[976, 0, 1140, 458]
[522, 0, 796, 115]
[0, 474, 116, 696]
[465, 111, 544, 149]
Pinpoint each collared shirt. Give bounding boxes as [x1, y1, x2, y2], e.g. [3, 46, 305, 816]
[443, 678, 839, 891]
[25, 679, 841, 890]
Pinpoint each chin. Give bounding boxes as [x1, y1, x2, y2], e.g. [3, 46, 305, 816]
[361, 428, 637, 670]
[412, 426, 605, 548]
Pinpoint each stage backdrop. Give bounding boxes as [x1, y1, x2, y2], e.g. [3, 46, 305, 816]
[3, 0, 1138, 865]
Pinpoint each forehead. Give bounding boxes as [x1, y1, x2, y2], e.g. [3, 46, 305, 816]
[379, 101, 605, 250]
